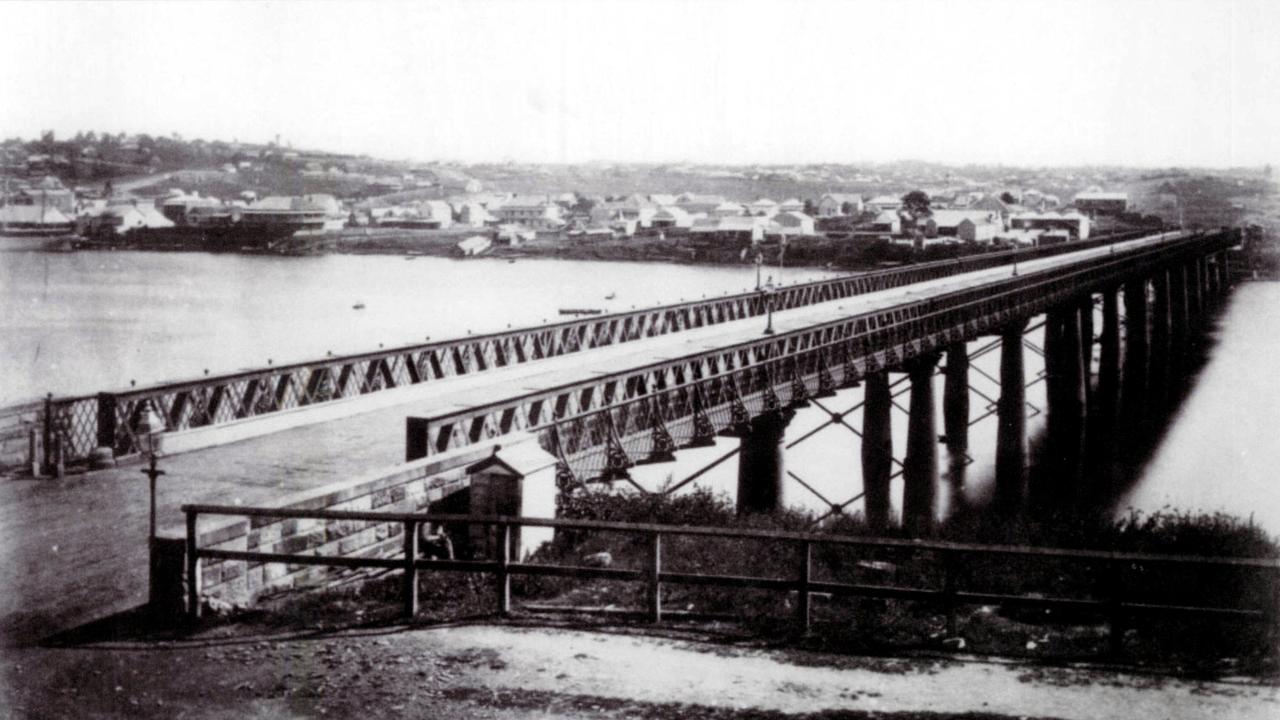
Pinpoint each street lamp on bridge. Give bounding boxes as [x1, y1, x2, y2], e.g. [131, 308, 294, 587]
[136, 402, 167, 544]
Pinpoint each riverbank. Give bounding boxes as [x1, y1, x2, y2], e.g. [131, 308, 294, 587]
[15, 227, 980, 272]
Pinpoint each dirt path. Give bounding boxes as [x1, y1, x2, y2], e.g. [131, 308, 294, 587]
[2, 622, 1275, 719]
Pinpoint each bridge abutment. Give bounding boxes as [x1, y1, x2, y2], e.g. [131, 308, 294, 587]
[860, 370, 893, 531]
[736, 411, 792, 514]
[903, 353, 940, 536]
[995, 321, 1029, 509]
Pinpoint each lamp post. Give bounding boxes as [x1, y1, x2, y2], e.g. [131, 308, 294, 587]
[762, 281, 777, 336]
[136, 402, 166, 544]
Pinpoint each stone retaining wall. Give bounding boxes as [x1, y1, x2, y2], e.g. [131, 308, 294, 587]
[153, 437, 526, 614]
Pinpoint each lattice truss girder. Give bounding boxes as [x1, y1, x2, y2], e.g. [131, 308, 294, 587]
[420, 233, 1232, 480]
[40, 231, 1213, 465]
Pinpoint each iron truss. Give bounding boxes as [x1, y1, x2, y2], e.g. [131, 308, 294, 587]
[411, 231, 1235, 481]
[31, 229, 1154, 467]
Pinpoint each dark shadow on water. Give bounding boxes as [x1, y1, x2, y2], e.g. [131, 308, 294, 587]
[943, 291, 1234, 540]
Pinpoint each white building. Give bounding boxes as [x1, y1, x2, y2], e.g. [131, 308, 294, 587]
[816, 193, 864, 217]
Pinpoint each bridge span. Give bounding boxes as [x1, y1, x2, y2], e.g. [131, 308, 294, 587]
[405, 229, 1236, 529]
[0, 228, 1237, 640]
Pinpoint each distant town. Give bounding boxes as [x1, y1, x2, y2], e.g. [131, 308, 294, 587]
[1, 131, 1271, 267]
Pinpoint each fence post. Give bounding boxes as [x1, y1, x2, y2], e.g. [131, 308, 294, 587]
[647, 531, 662, 623]
[185, 508, 201, 620]
[41, 393, 53, 476]
[1107, 559, 1126, 658]
[403, 519, 419, 620]
[796, 540, 812, 634]
[497, 522, 511, 615]
[96, 393, 117, 453]
[942, 549, 957, 638]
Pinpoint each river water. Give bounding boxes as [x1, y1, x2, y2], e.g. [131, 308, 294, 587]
[2, 248, 1277, 535]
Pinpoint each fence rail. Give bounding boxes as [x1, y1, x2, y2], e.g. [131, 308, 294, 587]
[13, 230, 1157, 474]
[183, 504, 1279, 651]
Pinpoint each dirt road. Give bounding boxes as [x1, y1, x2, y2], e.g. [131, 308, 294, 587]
[2, 622, 1274, 719]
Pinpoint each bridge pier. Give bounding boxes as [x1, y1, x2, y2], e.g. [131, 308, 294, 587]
[1121, 279, 1149, 430]
[942, 343, 969, 455]
[1092, 289, 1122, 471]
[1189, 258, 1204, 320]
[860, 370, 893, 531]
[902, 353, 940, 536]
[1078, 294, 1095, 410]
[942, 343, 970, 509]
[1150, 269, 1171, 411]
[995, 321, 1028, 509]
[1169, 264, 1190, 378]
[736, 411, 791, 514]
[1044, 305, 1087, 492]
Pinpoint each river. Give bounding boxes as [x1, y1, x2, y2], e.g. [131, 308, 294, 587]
[2, 248, 1277, 535]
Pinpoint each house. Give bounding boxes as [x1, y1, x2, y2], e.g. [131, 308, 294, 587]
[674, 193, 725, 216]
[11, 175, 75, 214]
[301, 194, 347, 230]
[817, 193, 863, 217]
[867, 210, 902, 235]
[496, 225, 536, 246]
[413, 200, 454, 229]
[778, 198, 805, 214]
[746, 198, 780, 217]
[995, 228, 1045, 247]
[79, 200, 175, 237]
[457, 235, 491, 256]
[1009, 211, 1091, 240]
[770, 211, 815, 237]
[924, 210, 1001, 243]
[1073, 191, 1128, 216]
[712, 201, 746, 218]
[687, 216, 768, 245]
[566, 226, 616, 243]
[493, 197, 565, 230]
[652, 206, 694, 229]
[455, 201, 497, 227]
[866, 195, 903, 213]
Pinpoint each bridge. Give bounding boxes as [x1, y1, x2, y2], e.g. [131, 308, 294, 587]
[0, 228, 1239, 639]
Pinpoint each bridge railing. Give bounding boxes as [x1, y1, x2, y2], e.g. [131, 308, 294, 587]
[413, 230, 1235, 467]
[16, 230, 1154, 473]
[182, 503, 1279, 654]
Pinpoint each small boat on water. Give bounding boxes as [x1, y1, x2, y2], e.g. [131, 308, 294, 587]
[604, 291, 616, 300]
[352, 302, 366, 310]
[559, 308, 604, 316]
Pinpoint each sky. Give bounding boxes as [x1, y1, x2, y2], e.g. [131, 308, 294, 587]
[2, 0, 1278, 168]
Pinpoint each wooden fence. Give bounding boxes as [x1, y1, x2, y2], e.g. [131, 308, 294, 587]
[183, 504, 1278, 654]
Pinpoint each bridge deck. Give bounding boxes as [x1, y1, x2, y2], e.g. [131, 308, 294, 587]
[0, 234, 1178, 642]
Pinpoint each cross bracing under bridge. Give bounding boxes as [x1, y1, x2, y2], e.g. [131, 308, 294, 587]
[407, 231, 1234, 486]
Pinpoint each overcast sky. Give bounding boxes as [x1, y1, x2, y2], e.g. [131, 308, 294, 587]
[3, 0, 1277, 168]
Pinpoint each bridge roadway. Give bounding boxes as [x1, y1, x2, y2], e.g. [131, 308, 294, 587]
[0, 233, 1182, 643]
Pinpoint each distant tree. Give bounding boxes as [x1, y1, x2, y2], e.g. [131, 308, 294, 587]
[999, 191, 1017, 204]
[901, 190, 931, 217]
[803, 199, 817, 216]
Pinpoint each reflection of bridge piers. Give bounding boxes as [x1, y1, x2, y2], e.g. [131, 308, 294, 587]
[724, 231, 1239, 534]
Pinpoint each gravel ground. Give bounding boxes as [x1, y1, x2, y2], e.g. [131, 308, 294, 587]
[1, 619, 1276, 720]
